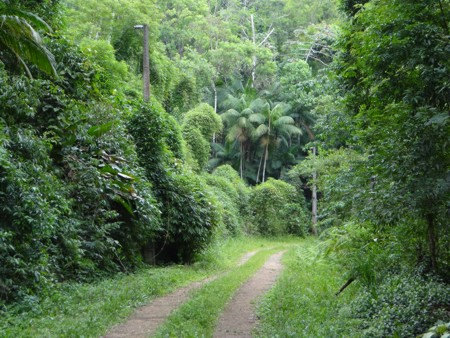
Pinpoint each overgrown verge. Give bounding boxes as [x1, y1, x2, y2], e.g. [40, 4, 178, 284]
[255, 238, 359, 337]
[0, 236, 283, 337]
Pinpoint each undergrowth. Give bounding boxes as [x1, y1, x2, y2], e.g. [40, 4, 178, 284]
[255, 238, 360, 337]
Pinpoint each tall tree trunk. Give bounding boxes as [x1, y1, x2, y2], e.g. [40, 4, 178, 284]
[240, 142, 244, 179]
[213, 81, 217, 113]
[262, 144, 268, 183]
[212, 82, 217, 144]
[427, 213, 437, 271]
[143, 24, 150, 101]
[251, 14, 256, 87]
[256, 150, 263, 183]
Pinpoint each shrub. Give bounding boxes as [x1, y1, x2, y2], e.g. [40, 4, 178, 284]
[351, 272, 450, 337]
[128, 102, 219, 263]
[182, 103, 223, 171]
[0, 59, 161, 303]
[182, 124, 210, 171]
[212, 165, 250, 216]
[155, 172, 219, 263]
[203, 174, 242, 236]
[248, 179, 310, 236]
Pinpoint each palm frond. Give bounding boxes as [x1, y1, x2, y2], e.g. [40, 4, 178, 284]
[1, 8, 53, 32]
[253, 124, 269, 138]
[249, 98, 269, 113]
[221, 109, 240, 124]
[271, 102, 292, 116]
[249, 113, 265, 124]
[274, 116, 295, 127]
[281, 124, 303, 136]
[0, 11, 57, 76]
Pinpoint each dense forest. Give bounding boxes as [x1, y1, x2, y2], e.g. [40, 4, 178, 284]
[0, 0, 449, 336]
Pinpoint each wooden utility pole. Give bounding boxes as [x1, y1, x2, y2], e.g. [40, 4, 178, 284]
[311, 146, 318, 235]
[135, 24, 150, 101]
[143, 24, 150, 101]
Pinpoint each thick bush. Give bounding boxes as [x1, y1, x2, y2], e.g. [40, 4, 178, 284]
[248, 179, 310, 236]
[212, 164, 250, 216]
[156, 172, 219, 263]
[0, 53, 161, 303]
[203, 174, 242, 236]
[128, 102, 219, 263]
[182, 124, 210, 171]
[351, 272, 450, 337]
[182, 103, 222, 171]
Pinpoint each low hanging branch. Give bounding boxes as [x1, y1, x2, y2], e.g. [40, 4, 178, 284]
[335, 277, 355, 296]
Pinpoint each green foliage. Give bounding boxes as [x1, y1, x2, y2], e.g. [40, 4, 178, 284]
[292, 148, 368, 230]
[128, 102, 219, 262]
[182, 103, 222, 171]
[350, 272, 450, 337]
[0, 39, 161, 303]
[0, 4, 57, 77]
[203, 168, 246, 235]
[333, 0, 450, 274]
[182, 125, 210, 171]
[212, 164, 250, 211]
[183, 103, 223, 140]
[79, 38, 131, 94]
[256, 239, 358, 337]
[248, 179, 309, 236]
[339, 0, 369, 16]
[158, 172, 219, 263]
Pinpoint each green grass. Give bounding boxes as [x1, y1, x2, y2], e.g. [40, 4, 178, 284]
[0, 266, 208, 337]
[154, 245, 287, 337]
[254, 238, 361, 338]
[0, 236, 299, 337]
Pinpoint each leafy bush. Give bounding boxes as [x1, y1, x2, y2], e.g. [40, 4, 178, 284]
[203, 174, 242, 236]
[156, 172, 219, 263]
[212, 164, 250, 214]
[183, 103, 223, 140]
[0, 48, 161, 303]
[248, 179, 310, 236]
[182, 124, 210, 171]
[351, 272, 450, 337]
[128, 102, 219, 262]
[182, 103, 223, 171]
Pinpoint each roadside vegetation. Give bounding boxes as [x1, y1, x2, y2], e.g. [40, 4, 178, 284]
[0, 0, 449, 337]
[0, 237, 289, 337]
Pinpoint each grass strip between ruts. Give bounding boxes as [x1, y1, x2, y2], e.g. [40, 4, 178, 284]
[0, 237, 294, 337]
[154, 246, 285, 338]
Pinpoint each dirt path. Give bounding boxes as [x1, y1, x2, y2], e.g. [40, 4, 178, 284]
[213, 251, 286, 338]
[103, 250, 261, 338]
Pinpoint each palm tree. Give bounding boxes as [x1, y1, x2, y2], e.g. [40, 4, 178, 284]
[221, 102, 258, 179]
[207, 141, 240, 171]
[0, 6, 57, 77]
[250, 99, 302, 183]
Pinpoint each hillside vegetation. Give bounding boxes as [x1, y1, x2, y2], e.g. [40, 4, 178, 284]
[0, 0, 449, 336]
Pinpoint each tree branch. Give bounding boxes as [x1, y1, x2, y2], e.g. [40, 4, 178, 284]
[335, 277, 355, 296]
[258, 27, 275, 46]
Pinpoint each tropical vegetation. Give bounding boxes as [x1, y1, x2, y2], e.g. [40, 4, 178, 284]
[0, 0, 449, 336]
